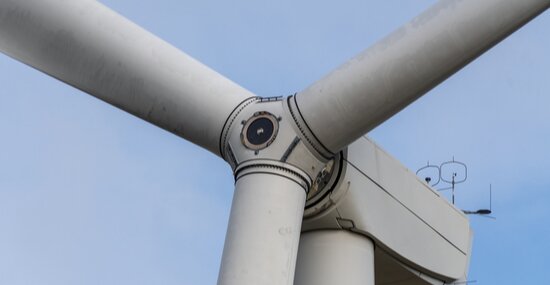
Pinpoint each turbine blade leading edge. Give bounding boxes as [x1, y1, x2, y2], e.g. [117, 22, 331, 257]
[0, 0, 256, 156]
[295, 0, 550, 154]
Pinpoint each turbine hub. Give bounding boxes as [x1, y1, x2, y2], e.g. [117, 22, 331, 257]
[220, 96, 330, 192]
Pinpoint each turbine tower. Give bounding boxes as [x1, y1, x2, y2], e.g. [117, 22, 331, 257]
[1, 0, 548, 284]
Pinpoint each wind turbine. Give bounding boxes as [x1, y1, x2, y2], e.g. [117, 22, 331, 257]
[1, 0, 548, 284]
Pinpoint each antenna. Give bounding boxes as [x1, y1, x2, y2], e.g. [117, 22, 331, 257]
[489, 184, 493, 212]
[450, 280, 477, 284]
[416, 159, 495, 219]
[416, 161, 441, 187]
[439, 158, 467, 205]
[463, 184, 495, 219]
[417, 157, 467, 205]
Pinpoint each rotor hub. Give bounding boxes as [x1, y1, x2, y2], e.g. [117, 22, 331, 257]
[220, 96, 331, 192]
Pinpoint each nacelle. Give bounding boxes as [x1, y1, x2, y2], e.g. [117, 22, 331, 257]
[303, 137, 472, 284]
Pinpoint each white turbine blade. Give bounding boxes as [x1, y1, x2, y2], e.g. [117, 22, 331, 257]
[295, 0, 549, 154]
[218, 172, 306, 285]
[0, 0, 255, 156]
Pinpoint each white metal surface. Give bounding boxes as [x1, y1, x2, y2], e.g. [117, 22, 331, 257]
[217, 172, 306, 285]
[0, 0, 255, 155]
[1, 1, 548, 284]
[302, 137, 472, 282]
[295, 0, 550, 153]
[295, 230, 375, 285]
[219, 97, 328, 186]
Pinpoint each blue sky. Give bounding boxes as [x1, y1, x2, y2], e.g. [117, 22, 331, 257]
[1, 1, 549, 284]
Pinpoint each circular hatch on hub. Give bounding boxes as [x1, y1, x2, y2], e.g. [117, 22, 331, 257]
[241, 112, 279, 151]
